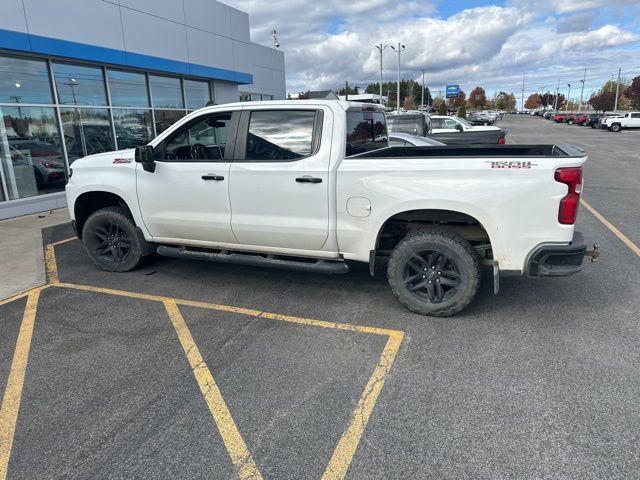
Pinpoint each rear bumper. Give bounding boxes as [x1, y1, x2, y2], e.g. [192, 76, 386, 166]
[527, 231, 588, 277]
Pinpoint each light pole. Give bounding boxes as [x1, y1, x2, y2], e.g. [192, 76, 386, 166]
[390, 43, 405, 113]
[374, 43, 388, 106]
[553, 79, 560, 112]
[578, 67, 586, 112]
[420, 68, 426, 110]
[614, 66, 621, 112]
[64, 77, 78, 105]
[566, 83, 571, 112]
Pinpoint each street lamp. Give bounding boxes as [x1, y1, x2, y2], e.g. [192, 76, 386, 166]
[420, 69, 426, 110]
[566, 83, 571, 112]
[389, 43, 405, 113]
[374, 43, 388, 106]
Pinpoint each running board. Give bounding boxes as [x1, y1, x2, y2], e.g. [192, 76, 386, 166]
[156, 245, 350, 274]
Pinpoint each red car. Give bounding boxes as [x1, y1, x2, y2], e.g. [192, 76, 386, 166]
[552, 113, 567, 122]
[573, 114, 589, 125]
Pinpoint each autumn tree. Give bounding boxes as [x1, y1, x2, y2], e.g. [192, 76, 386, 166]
[452, 90, 466, 108]
[589, 91, 615, 112]
[524, 93, 541, 110]
[625, 75, 640, 109]
[468, 86, 487, 108]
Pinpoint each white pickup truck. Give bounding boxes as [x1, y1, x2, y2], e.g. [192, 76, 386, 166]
[65, 100, 598, 316]
[601, 112, 640, 132]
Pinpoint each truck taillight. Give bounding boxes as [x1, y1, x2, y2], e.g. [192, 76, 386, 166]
[555, 167, 582, 224]
[497, 136, 506, 144]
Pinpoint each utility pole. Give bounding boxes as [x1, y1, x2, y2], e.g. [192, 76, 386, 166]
[390, 43, 405, 113]
[566, 84, 571, 111]
[614, 67, 621, 112]
[345, 81, 349, 101]
[521, 72, 525, 111]
[420, 69, 425, 110]
[374, 43, 388, 106]
[578, 67, 587, 112]
[553, 79, 560, 112]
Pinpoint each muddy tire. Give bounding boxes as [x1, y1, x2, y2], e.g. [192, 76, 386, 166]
[387, 231, 481, 317]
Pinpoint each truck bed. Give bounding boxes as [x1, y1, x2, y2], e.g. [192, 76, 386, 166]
[354, 144, 585, 158]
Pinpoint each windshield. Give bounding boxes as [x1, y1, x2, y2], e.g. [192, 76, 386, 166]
[456, 117, 473, 128]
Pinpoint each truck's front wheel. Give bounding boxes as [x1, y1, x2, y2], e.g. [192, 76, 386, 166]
[387, 231, 481, 317]
[82, 206, 143, 272]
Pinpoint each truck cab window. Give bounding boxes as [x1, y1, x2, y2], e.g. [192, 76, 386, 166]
[161, 113, 231, 161]
[346, 111, 387, 156]
[245, 110, 316, 161]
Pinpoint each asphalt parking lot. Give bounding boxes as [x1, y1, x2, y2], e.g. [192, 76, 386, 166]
[1, 115, 640, 480]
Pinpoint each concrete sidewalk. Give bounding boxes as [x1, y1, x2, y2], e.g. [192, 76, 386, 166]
[0, 208, 70, 299]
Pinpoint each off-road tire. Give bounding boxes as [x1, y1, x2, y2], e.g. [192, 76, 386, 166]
[82, 206, 142, 272]
[387, 231, 481, 317]
[610, 123, 622, 132]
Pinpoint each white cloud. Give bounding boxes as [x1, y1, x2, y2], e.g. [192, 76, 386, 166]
[222, 0, 640, 100]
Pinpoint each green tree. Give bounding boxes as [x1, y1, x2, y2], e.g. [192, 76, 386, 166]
[458, 103, 467, 119]
[495, 91, 517, 111]
[439, 102, 447, 115]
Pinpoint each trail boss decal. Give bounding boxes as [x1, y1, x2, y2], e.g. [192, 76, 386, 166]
[113, 158, 133, 164]
[486, 160, 538, 169]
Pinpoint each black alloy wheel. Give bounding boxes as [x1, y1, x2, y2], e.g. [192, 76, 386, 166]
[82, 206, 143, 272]
[92, 222, 132, 263]
[403, 250, 461, 304]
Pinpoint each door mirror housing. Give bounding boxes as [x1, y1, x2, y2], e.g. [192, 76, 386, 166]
[455, 123, 464, 131]
[135, 145, 155, 172]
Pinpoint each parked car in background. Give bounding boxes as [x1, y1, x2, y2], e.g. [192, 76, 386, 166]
[584, 114, 601, 128]
[386, 113, 432, 137]
[552, 113, 568, 123]
[573, 114, 589, 126]
[601, 112, 640, 132]
[388, 132, 446, 147]
[467, 112, 495, 126]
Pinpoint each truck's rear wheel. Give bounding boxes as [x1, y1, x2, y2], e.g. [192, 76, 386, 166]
[387, 231, 481, 317]
[82, 206, 142, 272]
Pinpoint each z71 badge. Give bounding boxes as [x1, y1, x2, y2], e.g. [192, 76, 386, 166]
[486, 161, 538, 169]
[113, 158, 133, 164]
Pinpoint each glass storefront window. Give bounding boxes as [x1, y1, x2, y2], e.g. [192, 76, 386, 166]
[0, 56, 53, 104]
[184, 79, 210, 109]
[112, 109, 153, 148]
[154, 110, 186, 134]
[0, 106, 65, 199]
[53, 63, 107, 106]
[150, 75, 183, 109]
[107, 70, 149, 107]
[60, 108, 114, 163]
[239, 92, 251, 102]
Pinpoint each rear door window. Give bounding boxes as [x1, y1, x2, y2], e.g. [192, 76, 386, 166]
[346, 111, 387, 156]
[245, 110, 317, 161]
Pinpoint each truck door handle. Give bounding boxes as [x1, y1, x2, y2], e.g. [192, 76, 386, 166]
[296, 176, 322, 184]
[202, 174, 224, 181]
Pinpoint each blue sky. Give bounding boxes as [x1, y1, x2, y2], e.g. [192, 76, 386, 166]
[225, 0, 640, 103]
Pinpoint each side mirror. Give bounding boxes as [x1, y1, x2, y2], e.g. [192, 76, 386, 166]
[135, 145, 155, 172]
[455, 123, 464, 131]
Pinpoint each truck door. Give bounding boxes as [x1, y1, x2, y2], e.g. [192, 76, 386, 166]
[136, 110, 238, 243]
[228, 107, 331, 250]
[631, 112, 640, 127]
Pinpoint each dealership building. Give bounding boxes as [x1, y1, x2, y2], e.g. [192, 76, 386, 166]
[0, 0, 285, 218]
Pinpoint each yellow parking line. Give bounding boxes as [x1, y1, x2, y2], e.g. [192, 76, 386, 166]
[163, 300, 263, 480]
[41, 243, 405, 479]
[47, 237, 76, 247]
[322, 331, 404, 480]
[581, 199, 640, 257]
[0, 290, 41, 480]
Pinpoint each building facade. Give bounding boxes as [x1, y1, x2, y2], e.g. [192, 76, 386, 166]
[0, 0, 285, 218]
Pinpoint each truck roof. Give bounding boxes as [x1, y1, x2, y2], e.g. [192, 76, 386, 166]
[197, 99, 386, 112]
